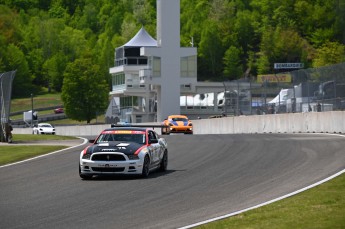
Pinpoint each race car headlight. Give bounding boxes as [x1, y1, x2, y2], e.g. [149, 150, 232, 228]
[128, 155, 139, 160]
[82, 147, 92, 160]
[82, 153, 91, 160]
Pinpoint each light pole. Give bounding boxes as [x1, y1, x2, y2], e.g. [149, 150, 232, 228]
[31, 93, 33, 129]
[274, 70, 280, 113]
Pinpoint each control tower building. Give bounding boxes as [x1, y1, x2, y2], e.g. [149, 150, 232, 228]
[108, 0, 197, 123]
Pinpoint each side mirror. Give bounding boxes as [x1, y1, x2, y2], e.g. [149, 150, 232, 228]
[149, 139, 158, 144]
[89, 139, 95, 143]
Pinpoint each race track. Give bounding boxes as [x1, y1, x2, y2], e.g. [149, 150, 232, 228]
[1, 133, 345, 229]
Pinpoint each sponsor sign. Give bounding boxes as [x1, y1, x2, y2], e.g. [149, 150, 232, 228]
[257, 74, 292, 83]
[274, 63, 304, 69]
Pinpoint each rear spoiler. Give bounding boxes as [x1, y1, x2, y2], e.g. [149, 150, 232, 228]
[110, 124, 167, 130]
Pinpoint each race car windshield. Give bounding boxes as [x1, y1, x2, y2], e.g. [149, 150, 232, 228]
[40, 124, 52, 127]
[171, 118, 187, 122]
[97, 133, 146, 144]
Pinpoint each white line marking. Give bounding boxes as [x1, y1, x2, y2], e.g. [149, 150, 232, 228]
[178, 133, 345, 229]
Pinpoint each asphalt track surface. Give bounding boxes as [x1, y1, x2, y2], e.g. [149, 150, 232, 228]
[1, 133, 345, 229]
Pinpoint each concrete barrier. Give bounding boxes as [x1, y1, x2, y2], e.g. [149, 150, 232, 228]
[12, 111, 345, 136]
[193, 111, 345, 134]
[13, 124, 110, 136]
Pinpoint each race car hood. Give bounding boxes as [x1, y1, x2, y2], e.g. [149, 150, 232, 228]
[86, 142, 143, 155]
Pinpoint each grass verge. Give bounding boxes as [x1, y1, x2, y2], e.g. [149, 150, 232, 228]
[195, 172, 345, 229]
[0, 134, 79, 166]
[0, 145, 67, 166]
[11, 93, 62, 112]
[10, 93, 106, 124]
[12, 134, 77, 141]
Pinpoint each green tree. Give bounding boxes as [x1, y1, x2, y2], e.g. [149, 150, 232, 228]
[313, 41, 345, 67]
[2, 44, 35, 97]
[77, 2, 99, 33]
[223, 46, 243, 80]
[272, 28, 305, 62]
[0, 5, 22, 44]
[1, 0, 345, 90]
[93, 33, 113, 83]
[42, 52, 67, 92]
[198, 20, 224, 80]
[133, 0, 154, 26]
[256, 54, 270, 75]
[61, 56, 109, 123]
[180, 0, 209, 47]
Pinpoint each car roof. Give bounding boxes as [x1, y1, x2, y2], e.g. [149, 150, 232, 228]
[168, 115, 188, 119]
[102, 127, 150, 132]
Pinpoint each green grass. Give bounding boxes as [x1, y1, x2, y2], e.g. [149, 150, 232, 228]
[195, 173, 345, 229]
[10, 93, 106, 124]
[0, 134, 78, 166]
[0, 145, 67, 166]
[13, 134, 77, 141]
[10, 109, 58, 120]
[49, 114, 106, 125]
[11, 93, 63, 112]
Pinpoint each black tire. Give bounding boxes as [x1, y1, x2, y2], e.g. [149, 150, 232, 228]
[79, 164, 92, 180]
[159, 150, 168, 172]
[162, 127, 170, 135]
[161, 127, 167, 135]
[141, 156, 150, 178]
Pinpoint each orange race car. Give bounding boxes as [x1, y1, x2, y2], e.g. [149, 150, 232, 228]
[162, 115, 193, 135]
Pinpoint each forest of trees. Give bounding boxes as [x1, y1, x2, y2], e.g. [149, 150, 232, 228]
[1, 0, 345, 98]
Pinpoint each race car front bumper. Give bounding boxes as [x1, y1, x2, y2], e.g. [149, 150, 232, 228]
[80, 153, 145, 175]
[169, 126, 193, 134]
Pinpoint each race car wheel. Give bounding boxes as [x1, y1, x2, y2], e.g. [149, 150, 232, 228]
[159, 150, 168, 172]
[141, 156, 150, 178]
[79, 164, 92, 180]
[161, 127, 170, 135]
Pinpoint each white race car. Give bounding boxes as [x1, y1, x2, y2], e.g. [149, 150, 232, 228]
[79, 127, 168, 179]
[32, 123, 56, 135]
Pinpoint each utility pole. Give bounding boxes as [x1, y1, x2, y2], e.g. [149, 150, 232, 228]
[31, 93, 33, 129]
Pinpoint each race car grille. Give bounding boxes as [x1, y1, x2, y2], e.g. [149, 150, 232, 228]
[91, 167, 125, 172]
[91, 154, 126, 161]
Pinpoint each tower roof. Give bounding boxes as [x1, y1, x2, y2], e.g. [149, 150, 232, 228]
[123, 27, 157, 47]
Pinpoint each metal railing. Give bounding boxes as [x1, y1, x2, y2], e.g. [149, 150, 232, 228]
[221, 63, 345, 116]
